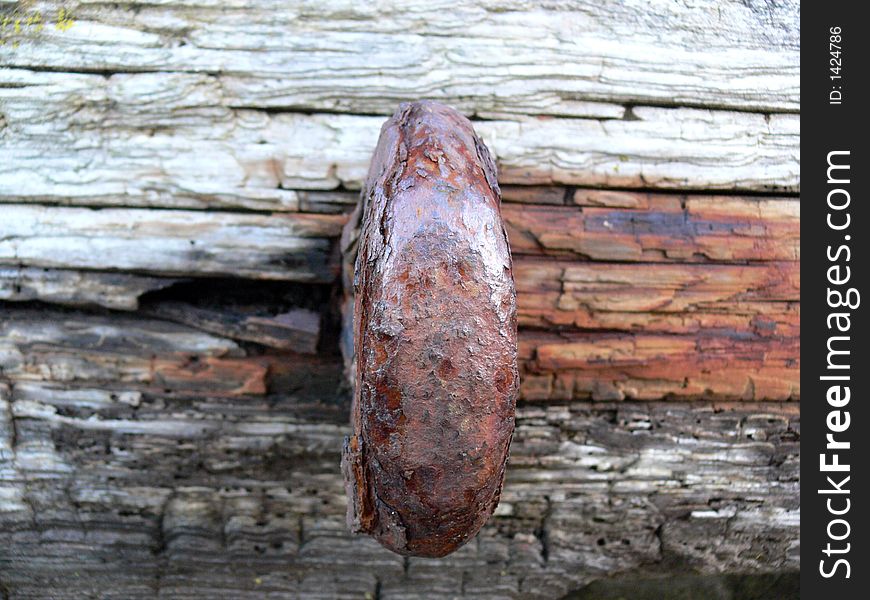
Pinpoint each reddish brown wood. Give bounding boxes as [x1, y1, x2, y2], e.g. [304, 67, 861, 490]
[341, 101, 518, 557]
[518, 332, 799, 402]
[503, 196, 799, 262]
[514, 259, 799, 336]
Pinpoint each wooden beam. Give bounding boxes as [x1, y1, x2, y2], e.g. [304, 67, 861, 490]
[519, 332, 799, 401]
[504, 197, 799, 262]
[514, 259, 799, 336]
[0, 266, 179, 310]
[0, 0, 798, 113]
[1, 70, 799, 200]
[0, 0, 801, 594]
[0, 374, 799, 598]
[0, 205, 345, 282]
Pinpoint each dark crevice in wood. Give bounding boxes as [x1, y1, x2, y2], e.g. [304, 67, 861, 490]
[138, 278, 339, 356]
[534, 495, 552, 565]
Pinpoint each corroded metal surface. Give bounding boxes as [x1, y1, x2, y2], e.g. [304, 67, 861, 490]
[341, 101, 518, 557]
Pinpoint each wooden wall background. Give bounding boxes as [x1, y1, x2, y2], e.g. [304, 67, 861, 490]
[0, 1, 799, 598]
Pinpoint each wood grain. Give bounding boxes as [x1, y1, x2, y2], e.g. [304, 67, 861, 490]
[1, 69, 799, 201]
[0, 266, 179, 310]
[0, 0, 800, 594]
[515, 259, 799, 336]
[0, 0, 798, 113]
[519, 332, 798, 402]
[0, 205, 344, 282]
[505, 195, 799, 262]
[0, 371, 799, 598]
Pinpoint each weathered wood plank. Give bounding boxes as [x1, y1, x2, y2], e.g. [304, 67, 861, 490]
[0, 309, 273, 396]
[1, 307, 797, 402]
[0, 205, 345, 282]
[0, 266, 179, 310]
[519, 332, 799, 401]
[0, 201, 798, 295]
[0, 197, 800, 307]
[1, 70, 800, 197]
[141, 301, 320, 354]
[0, 371, 799, 598]
[0, 0, 799, 113]
[504, 196, 799, 262]
[0, 256, 799, 347]
[514, 259, 799, 337]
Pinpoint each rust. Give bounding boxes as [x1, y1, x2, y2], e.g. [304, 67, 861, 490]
[341, 101, 518, 557]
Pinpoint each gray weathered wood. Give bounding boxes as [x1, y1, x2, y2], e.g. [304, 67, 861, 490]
[0, 369, 799, 599]
[1, 69, 799, 201]
[0, 266, 179, 310]
[0, 205, 344, 282]
[142, 301, 321, 354]
[0, 0, 799, 113]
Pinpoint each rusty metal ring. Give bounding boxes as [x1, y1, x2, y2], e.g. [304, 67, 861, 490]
[341, 101, 519, 557]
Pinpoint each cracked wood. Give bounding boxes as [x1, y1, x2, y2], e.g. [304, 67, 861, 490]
[0, 1, 798, 113]
[1, 69, 799, 201]
[0, 0, 800, 595]
[0, 369, 799, 599]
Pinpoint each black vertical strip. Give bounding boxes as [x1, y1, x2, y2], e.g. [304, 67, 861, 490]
[802, 4, 868, 597]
